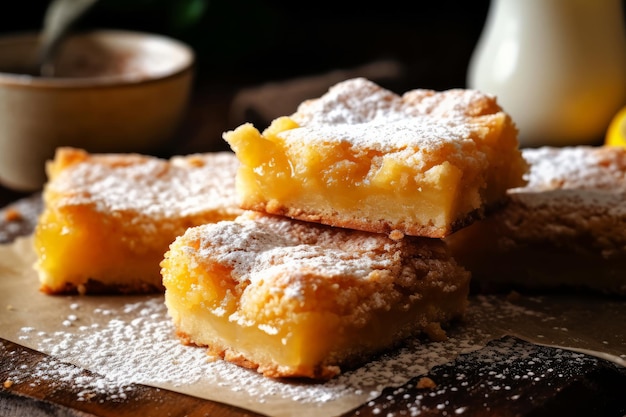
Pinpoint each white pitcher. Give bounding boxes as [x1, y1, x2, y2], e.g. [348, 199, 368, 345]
[467, 0, 626, 147]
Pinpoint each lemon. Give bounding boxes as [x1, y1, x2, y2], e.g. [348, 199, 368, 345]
[605, 106, 626, 147]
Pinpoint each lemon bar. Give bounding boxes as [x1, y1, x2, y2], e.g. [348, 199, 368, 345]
[223, 77, 527, 238]
[34, 147, 242, 295]
[161, 211, 470, 380]
[446, 145, 626, 295]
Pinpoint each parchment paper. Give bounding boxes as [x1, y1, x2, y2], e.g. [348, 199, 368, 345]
[1, 236, 624, 417]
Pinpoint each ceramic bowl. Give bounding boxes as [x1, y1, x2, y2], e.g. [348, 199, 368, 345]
[0, 29, 195, 191]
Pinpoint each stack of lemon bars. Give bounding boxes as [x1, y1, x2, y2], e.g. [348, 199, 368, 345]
[34, 77, 624, 381]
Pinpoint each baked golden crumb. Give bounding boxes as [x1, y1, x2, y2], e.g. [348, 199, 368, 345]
[446, 145, 626, 296]
[3, 208, 22, 222]
[416, 376, 437, 390]
[223, 77, 527, 238]
[34, 147, 243, 295]
[161, 210, 470, 380]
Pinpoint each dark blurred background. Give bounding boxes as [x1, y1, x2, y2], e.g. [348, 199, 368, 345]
[0, 0, 490, 90]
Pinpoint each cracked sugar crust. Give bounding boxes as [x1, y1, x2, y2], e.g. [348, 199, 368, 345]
[496, 146, 626, 256]
[45, 147, 243, 220]
[182, 211, 469, 314]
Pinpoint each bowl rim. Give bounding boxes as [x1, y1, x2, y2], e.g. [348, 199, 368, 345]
[0, 29, 195, 88]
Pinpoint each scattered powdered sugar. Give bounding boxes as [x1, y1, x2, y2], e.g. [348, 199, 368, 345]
[356, 335, 611, 417]
[6, 293, 559, 417]
[9, 290, 620, 417]
[2, 343, 135, 402]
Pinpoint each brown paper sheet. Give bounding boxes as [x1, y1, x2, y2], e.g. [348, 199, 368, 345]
[1, 236, 624, 417]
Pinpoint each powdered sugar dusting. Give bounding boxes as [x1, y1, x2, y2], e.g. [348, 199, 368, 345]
[510, 146, 626, 217]
[283, 77, 499, 152]
[293, 77, 402, 125]
[190, 213, 396, 284]
[281, 118, 474, 152]
[521, 146, 626, 192]
[49, 151, 241, 219]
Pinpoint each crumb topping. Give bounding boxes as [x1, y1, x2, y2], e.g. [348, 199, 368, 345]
[179, 211, 461, 295]
[284, 77, 503, 152]
[47, 151, 240, 218]
[3, 208, 22, 222]
[521, 146, 626, 191]
[416, 376, 437, 390]
[512, 146, 626, 214]
[497, 146, 626, 255]
[191, 212, 400, 283]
